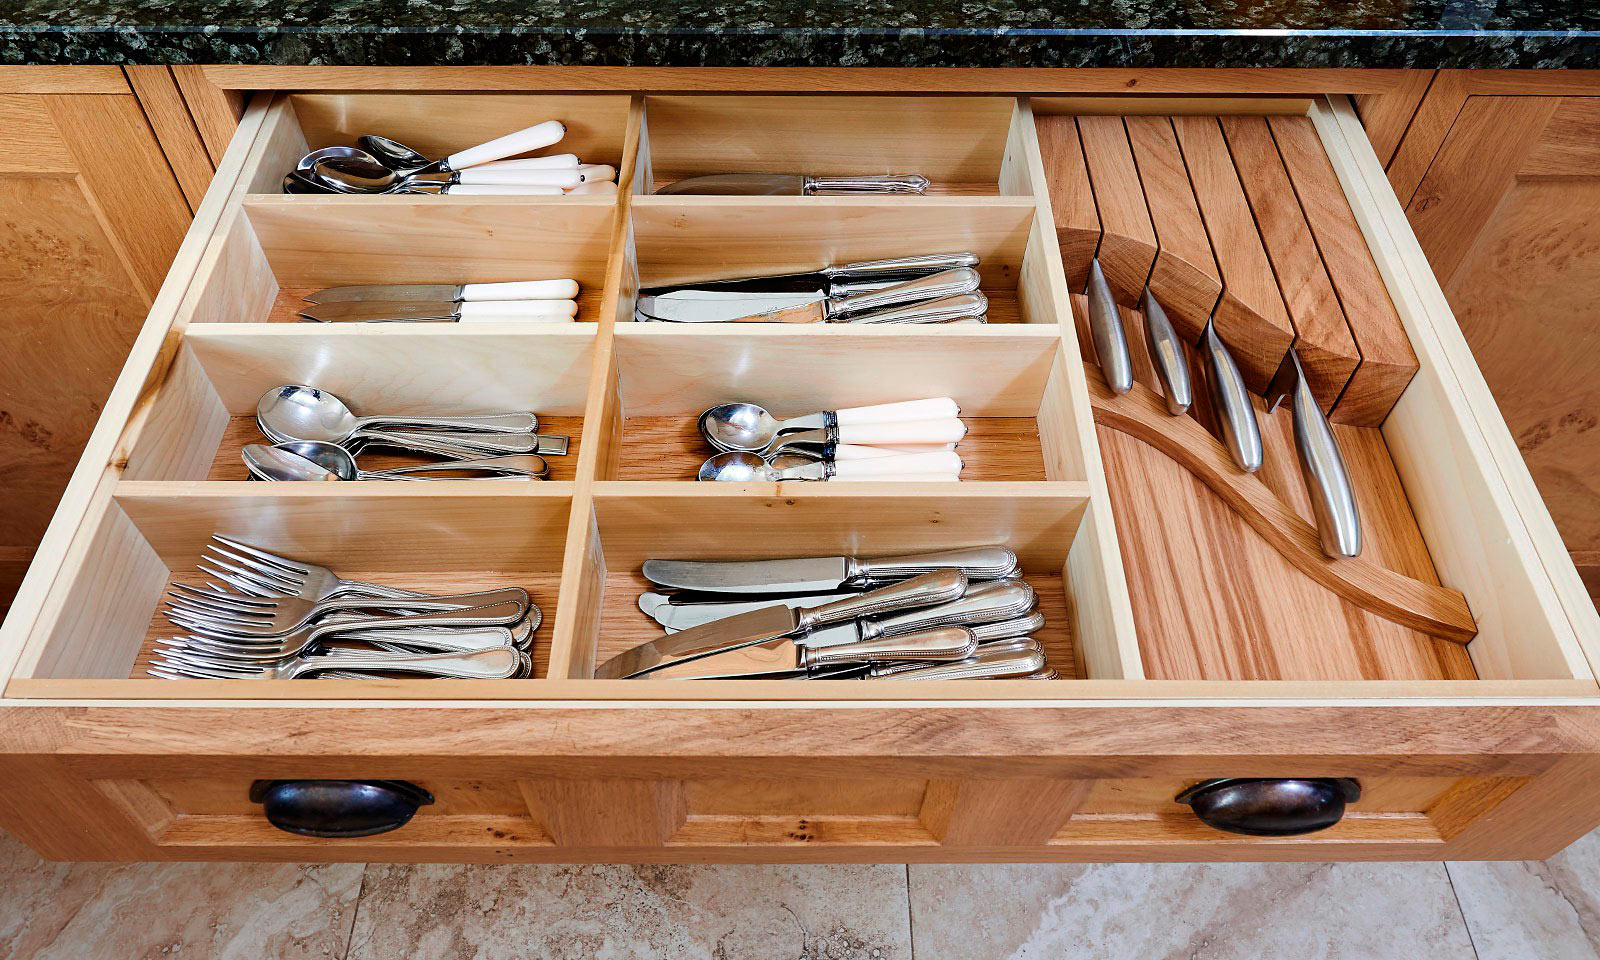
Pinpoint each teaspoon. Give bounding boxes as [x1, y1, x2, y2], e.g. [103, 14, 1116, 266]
[699, 397, 961, 453]
[256, 384, 538, 446]
[698, 450, 962, 482]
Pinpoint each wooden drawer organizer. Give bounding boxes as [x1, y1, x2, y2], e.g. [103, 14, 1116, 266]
[1, 89, 1598, 864]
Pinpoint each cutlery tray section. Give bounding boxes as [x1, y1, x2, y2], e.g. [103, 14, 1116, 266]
[3, 90, 1594, 708]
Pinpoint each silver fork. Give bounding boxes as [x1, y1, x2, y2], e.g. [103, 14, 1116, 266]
[165, 599, 528, 653]
[198, 535, 431, 601]
[149, 645, 523, 680]
[164, 585, 529, 636]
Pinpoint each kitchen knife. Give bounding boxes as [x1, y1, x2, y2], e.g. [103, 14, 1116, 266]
[1199, 317, 1264, 473]
[592, 569, 968, 679]
[656, 173, 929, 196]
[305, 279, 579, 304]
[637, 269, 981, 324]
[1266, 349, 1362, 558]
[641, 545, 1019, 594]
[634, 626, 978, 680]
[1086, 259, 1134, 395]
[1140, 287, 1193, 415]
[299, 299, 578, 323]
[640, 253, 980, 297]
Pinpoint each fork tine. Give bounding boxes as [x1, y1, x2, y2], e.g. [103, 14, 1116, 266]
[203, 577, 273, 599]
[211, 535, 310, 575]
[198, 556, 293, 595]
[165, 592, 276, 620]
[195, 561, 287, 598]
[171, 581, 275, 607]
[205, 545, 304, 588]
[165, 610, 279, 638]
[163, 598, 273, 626]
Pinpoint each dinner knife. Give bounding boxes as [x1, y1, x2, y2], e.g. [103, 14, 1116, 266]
[305, 279, 580, 304]
[640, 253, 980, 297]
[634, 626, 979, 680]
[1266, 349, 1362, 558]
[656, 173, 930, 196]
[640, 591, 861, 632]
[299, 299, 579, 323]
[636, 269, 981, 324]
[592, 570, 967, 679]
[799, 578, 1036, 648]
[641, 545, 1019, 594]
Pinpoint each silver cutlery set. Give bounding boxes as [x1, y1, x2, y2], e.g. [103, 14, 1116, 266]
[298, 279, 581, 324]
[1084, 257, 1362, 558]
[597, 547, 1054, 680]
[242, 384, 567, 482]
[283, 120, 618, 196]
[148, 536, 539, 680]
[634, 253, 988, 325]
[695, 397, 967, 482]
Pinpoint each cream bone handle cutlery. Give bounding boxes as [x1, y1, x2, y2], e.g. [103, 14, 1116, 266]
[299, 299, 578, 323]
[699, 397, 962, 454]
[304, 279, 580, 304]
[593, 569, 969, 679]
[1267, 350, 1363, 558]
[384, 120, 568, 175]
[696, 450, 962, 482]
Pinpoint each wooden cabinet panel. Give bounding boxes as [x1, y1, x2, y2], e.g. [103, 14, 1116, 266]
[1406, 95, 1600, 602]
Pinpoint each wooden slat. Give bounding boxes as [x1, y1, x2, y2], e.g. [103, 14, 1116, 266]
[1271, 114, 1421, 425]
[170, 65, 245, 165]
[1220, 114, 1360, 410]
[1076, 116, 1157, 304]
[123, 66, 214, 212]
[1125, 116, 1222, 335]
[0, 66, 128, 95]
[1171, 115, 1295, 393]
[1034, 115, 1099, 292]
[1352, 70, 1436, 169]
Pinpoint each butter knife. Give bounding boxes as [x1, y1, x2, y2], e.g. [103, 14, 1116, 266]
[634, 626, 978, 680]
[305, 279, 579, 304]
[640, 253, 980, 297]
[641, 546, 1019, 594]
[642, 270, 982, 324]
[593, 570, 967, 679]
[656, 173, 929, 196]
[798, 578, 1036, 647]
[299, 299, 578, 323]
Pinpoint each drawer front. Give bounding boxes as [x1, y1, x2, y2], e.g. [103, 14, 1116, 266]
[5, 704, 1600, 862]
[1, 78, 1598, 865]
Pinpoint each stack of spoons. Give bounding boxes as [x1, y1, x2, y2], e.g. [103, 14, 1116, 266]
[695, 397, 967, 482]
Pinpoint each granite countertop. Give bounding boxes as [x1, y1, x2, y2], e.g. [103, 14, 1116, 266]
[2, 0, 1597, 67]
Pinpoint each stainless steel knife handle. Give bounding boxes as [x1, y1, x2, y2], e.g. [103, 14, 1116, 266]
[969, 610, 1046, 642]
[852, 547, 1019, 584]
[868, 637, 1042, 677]
[1200, 320, 1264, 473]
[798, 569, 967, 629]
[869, 641, 1047, 680]
[824, 252, 980, 282]
[1267, 351, 1362, 558]
[841, 293, 988, 325]
[802, 626, 977, 668]
[803, 174, 930, 194]
[860, 578, 1035, 639]
[830, 269, 982, 318]
[1140, 288, 1193, 415]
[1086, 259, 1134, 395]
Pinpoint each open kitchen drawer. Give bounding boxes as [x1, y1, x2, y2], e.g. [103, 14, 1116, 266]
[1, 89, 1598, 865]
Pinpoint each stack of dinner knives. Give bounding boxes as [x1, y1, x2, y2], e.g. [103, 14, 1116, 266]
[596, 546, 1056, 680]
[634, 253, 988, 325]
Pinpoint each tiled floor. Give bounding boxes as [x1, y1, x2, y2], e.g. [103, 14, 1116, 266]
[6, 829, 1600, 959]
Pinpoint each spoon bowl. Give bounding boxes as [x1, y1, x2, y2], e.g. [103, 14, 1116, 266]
[296, 145, 371, 175]
[310, 155, 408, 194]
[698, 451, 779, 482]
[258, 385, 364, 445]
[699, 403, 784, 453]
[358, 134, 433, 175]
[274, 440, 360, 480]
[241, 444, 343, 482]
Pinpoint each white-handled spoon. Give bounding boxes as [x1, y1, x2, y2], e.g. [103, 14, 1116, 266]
[699, 397, 960, 453]
[698, 450, 962, 482]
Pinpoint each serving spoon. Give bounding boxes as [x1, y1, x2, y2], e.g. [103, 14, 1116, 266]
[256, 385, 538, 446]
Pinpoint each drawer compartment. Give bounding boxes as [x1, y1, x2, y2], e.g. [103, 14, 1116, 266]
[2, 87, 1598, 865]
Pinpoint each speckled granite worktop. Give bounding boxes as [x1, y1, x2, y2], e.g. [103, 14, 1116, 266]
[1, 0, 1596, 67]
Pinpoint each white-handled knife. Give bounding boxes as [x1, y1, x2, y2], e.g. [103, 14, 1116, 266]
[306, 279, 580, 304]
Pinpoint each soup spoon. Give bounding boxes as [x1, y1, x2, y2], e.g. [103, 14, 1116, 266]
[246, 441, 546, 481]
[256, 385, 538, 447]
[699, 397, 960, 453]
[698, 450, 962, 482]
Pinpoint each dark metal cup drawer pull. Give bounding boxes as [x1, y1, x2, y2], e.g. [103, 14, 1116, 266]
[248, 780, 435, 838]
[1176, 778, 1362, 837]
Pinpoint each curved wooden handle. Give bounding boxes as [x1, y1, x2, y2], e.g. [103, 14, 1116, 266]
[1086, 366, 1476, 644]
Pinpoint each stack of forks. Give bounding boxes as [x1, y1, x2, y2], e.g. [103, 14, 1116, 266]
[149, 535, 537, 680]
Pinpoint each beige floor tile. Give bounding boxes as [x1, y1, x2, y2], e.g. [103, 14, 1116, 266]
[0, 830, 361, 960]
[346, 862, 911, 960]
[908, 861, 1475, 960]
[1448, 827, 1600, 959]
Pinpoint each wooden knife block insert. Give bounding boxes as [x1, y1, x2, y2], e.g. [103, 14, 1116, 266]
[638, 96, 1018, 198]
[7, 92, 1590, 704]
